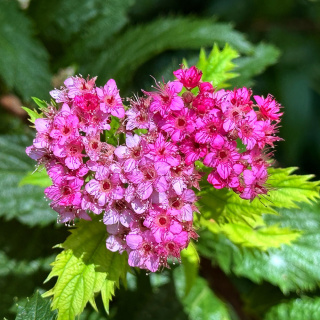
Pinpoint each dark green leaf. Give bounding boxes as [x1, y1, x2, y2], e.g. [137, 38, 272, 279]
[0, 1, 51, 100]
[230, 43, 280, 87]
[0, 135, 56, 226]
[83, 17, 253, 89]
[15, 291, 57, 320]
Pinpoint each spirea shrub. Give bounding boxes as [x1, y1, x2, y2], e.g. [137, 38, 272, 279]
[26, 65, 282, 273]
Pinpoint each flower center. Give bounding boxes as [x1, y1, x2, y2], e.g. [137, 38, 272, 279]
[61, 186, 72, 196]
[176, 117, 186, 129]
[101, 179, 112, 192]
[143, 167, 156, 181]
[62, 126, 70, 135]
[170, 198, 183, 209]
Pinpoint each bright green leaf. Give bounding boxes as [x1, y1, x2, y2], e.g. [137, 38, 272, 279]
[200, 218, 301, 250]
[264, 296, 320, 320]
[44, 215, 128, 319]
[197, 44, 239, 88]
[197, 167, 320, 224]
[21, 107, 44, 125]
[19, 169, 52, 188]
[180, 242, 199, 296]
[197, 201, 320, 293]
[15, 291, 57, 320]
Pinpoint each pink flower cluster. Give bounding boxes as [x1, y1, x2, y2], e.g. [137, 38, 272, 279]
[26, 65, 282, 272]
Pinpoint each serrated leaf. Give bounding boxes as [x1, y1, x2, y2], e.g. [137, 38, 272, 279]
[173, 266, 232, 320]
[44, 215, 128, 319]
[197, 201, 320, 293]
[200, 218, 301, 250]
[21, 107, 44, 125]
[0, 1, 51, 100]
[180, 242, 199, 296]
[197, 44, 239, 88]
[15, 291, 57, 320]
[19, 169, 52, 188]
[0, 135, 57, 226]
[197, 167, 320, 224]
[83, 17, 253, 90]
[264, 296, 320, 320]
[230, 43, 280, 87]
[28, 0, 133, 50]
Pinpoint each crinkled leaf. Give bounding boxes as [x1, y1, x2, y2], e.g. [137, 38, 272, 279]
[44, 215, 128, 319]
[200, 217, 301, 250]
[230, 43, 280, 87]
[15, 291, 57, 320]
[173, 266, 232, 320]
[0, 135, 56, 226]
[0, 1, 51, 100]
[180, 242, 199, 296]
[28, 0, 133, 49]
[197, 201, 320, 293]
[19, 169, 51, 188]
[197, 167, 320, 224]
[264, 296, 320, 320]
[83, 17, 253, 89]
[197, 43, 239, 88]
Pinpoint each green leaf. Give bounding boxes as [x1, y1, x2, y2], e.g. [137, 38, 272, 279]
[0, 135, 56, 226]
[197, 201, 320, 293]
[197, 44, 239, 88]
[83, 17, 253, 89]
[15, 291, 57, 320]
[230, 43, 281, 87]
[32, 97, 48, 110]
[104, 116, 120, 146]
[21, 107, 44, 125]
[174, 266, 232, 320]
[44, 215, 128, 319]
[264, 296, 320, 320]
[0, 1, 51, 100]
[200, 218, 301, 250]
[180, 242, 199, 296]
[197, 167, 320, 224]
[19, 169, 51, 188]
[28, 0, 133, 49]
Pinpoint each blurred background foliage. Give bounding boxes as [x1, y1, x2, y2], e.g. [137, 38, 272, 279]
[1, 0, 320, 319]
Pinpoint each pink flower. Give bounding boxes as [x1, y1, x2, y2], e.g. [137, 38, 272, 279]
[85, 169, 124, 206]
[179, 136, 207, 165]
[146, 80, 184, 117]
[64, 76, 97, 98]
[160, 108, 196, 142]
[254, 94, 283, 122]
[146, 133, 180, 166]
[96, 79, 124, 118]
[173, 66, 202, 90]
[45, 178, 82, 207]
[53, 139, 84, 170]
[204, 142, 240, 179]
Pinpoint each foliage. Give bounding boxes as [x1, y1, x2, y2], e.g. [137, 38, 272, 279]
[44, 215, 128, 319]
[197, 43, 239, 88]
[0, 135, 56, 226]
[15, 291, 57, 320]
[1, 1, 320, 319]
